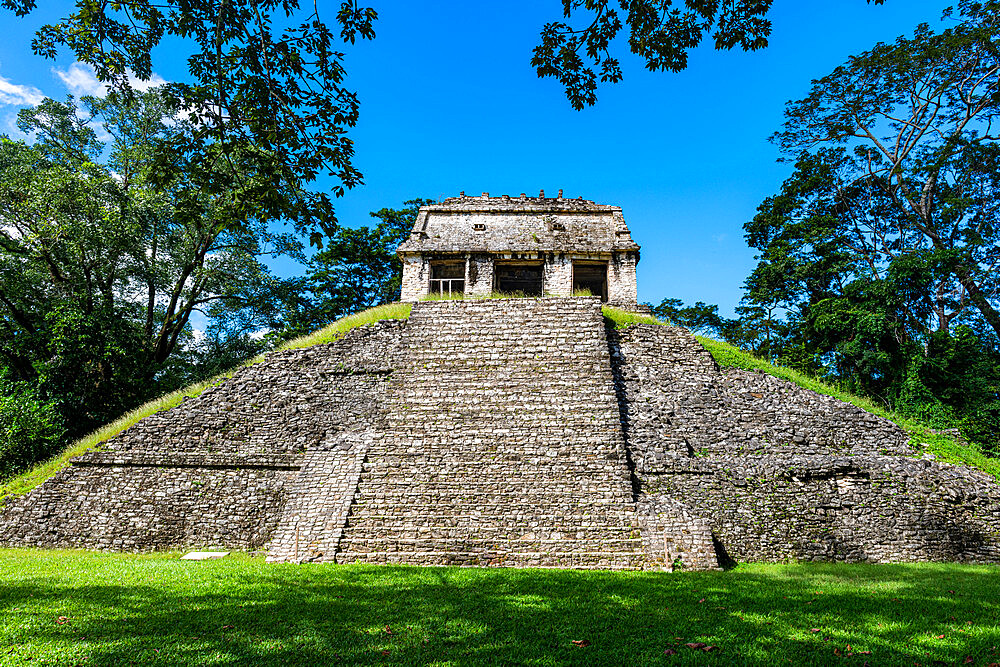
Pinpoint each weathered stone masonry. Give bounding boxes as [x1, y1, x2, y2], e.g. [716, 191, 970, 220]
[2, 298, 998, 568]
[398, 194, 640, 305]
[609, 325, 1000, 564]
[0, 321, 403, 553]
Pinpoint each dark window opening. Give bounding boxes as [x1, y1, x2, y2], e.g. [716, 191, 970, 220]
[495, 263, 543, 296]
[573, 262, 608, 301]
[429, 261, 465, 296]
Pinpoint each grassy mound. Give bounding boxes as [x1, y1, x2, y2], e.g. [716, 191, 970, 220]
[2, 550, 998, 666]
[0, 303, 411, 502]
[604, 307, 999, 482]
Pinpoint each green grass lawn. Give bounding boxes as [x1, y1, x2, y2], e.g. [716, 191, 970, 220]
[2, 551, 999, 666]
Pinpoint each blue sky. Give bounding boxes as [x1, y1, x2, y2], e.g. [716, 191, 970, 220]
[0, 0, 949, 315]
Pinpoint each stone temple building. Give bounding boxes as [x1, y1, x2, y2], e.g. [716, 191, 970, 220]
[398, 191, 640, 305]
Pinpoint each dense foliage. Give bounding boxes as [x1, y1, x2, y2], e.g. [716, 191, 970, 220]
[1, 0, 377, 246]
[274, 199, 431, 342]
[0, 382, 64, 480]
[533, 0, 886, 108]
[669, 1, 1000, 455]
[0, 89, 422, 480]
[0, 92, 299, 451]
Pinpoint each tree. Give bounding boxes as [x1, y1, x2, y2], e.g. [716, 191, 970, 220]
[0, 92, 297, 439]
[741, 1, 1000, 452]
[533, 0, 886, 108]
[769, 0, 1000, 339]
[275, 199, 431, 340]
[652, 297, 725, 336]
[2, 0, 377, 246]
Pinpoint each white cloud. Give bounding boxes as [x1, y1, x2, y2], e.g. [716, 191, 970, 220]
[54, 62, 105, 97]
[0, 75, 44, 106]
[2, 111, 30, 140]
[130, 72, 169, 92]
[53, 62, 168, 98]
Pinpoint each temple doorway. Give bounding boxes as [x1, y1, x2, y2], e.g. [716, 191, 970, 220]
[494, 263, 544, 296]
[572, 261, 608, 301]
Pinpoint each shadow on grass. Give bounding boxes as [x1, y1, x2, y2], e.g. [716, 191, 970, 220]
[1, 555, 999, 666]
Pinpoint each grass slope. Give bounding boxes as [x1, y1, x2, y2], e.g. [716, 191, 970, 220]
[2, 550, 998, 666]
[603, 306, 1000, 482]
[696, 336, 1000, 482]
[0, 303, 411, 503]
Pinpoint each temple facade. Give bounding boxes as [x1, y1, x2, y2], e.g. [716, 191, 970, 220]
[397, 192, 640, 305]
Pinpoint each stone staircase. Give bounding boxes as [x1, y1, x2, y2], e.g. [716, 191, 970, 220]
[336, 297, 645, 568]
[266, 433, 371, 563]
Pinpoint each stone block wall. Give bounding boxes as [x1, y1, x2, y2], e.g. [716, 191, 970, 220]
[637, 495, 720, 570]
[0, 321, 404, 552]
[653, 455, 1000, 563]
[400, 255, 428, 301]
[542, 254, 574, 296]
[609, 324, 1000, 564]
[0, 462, 293, 551]
[467, 253, 494, 296]
[403, 208, 636, 255]
[608, 252, 638, 305]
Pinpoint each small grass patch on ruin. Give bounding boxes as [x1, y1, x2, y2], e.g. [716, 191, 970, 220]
[602, 304, 665, 328]
[0, 303, 411, 503]
[276, 302, 411, 350]
[2, 550, 998, 666]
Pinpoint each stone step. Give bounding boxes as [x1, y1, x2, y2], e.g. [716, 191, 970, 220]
[343, 516, 638, 529]
[353, 470, 631, 482]
[343, 506, 639, 518]
[344, 500, 635, 513]
[341, 523, 640, 539]
[337, 537, 644, 552]
[378, 414, 621, 427]
[389, 379, 613, 391]
[354, 471, 630, 482]
[335, 297, 643, 568]
[363, 456, 625, 466]
[335, 550, 647, 569]
[355, 476, 631, 498]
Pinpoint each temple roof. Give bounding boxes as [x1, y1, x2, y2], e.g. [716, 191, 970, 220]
[397, 192, 640, 255]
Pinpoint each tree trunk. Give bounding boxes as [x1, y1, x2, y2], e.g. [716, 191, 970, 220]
[954, 267, 1000, 338]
